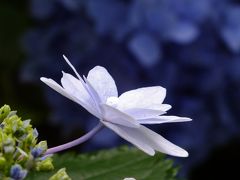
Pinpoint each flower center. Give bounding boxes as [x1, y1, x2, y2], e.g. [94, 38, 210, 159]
[106, 96, 119, 108]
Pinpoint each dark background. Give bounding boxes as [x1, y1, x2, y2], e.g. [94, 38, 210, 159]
[1, 0, 240, 179]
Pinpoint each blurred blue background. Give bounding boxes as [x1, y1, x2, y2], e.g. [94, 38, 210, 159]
[1, 0, 240, 179]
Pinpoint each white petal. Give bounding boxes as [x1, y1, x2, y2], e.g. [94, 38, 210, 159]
[60, 72, 100, 117]
[41, 77, 98, 116]
[82, 76, 104, 115]
[140, 125, 189, 157]
[102, 121, 155, 156]
[40, 77, 74, 101]
[138, 116, 192, 124]
[118, 87, 167, 111]
[63, 55, 94, 101]
[83, 76, 102, 105]
[103, 122, 188, 157]
[123, 108, 166, 119]
[160, 104, 172, 111]
[100, 104, 140, 128]
[63, 55, 82, 80]
[87, 66, 118, 103]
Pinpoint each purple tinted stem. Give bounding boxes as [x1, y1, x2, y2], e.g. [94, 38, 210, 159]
[45, 122, 104, 155]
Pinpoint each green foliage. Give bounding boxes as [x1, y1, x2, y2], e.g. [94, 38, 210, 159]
[27, 147, 179, 180]
[0, 105, 53, 179]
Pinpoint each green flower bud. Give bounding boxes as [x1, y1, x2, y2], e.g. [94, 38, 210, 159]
[0, 156, 6, 169]
[36, 141, 48, 153]
[0, 105, 11, 122]
[36, 157, 54, 171]
[49, 168, 71, 180]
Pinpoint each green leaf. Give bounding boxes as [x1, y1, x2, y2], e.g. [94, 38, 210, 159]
[27, 146, 179, 180]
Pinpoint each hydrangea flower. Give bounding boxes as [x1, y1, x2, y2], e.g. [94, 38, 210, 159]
[41, 56, 191, 157]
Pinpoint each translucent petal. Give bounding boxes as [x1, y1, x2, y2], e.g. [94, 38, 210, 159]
[123, 108, 166, 119]
[138, 116, 192, 124]
[40, 77, 74, 101]
[102, 122, 155, 156]
[103, 122, 188, 157]
[160, 104, 172, 111]
[87, 66, 118, 103]
[118, 86, 166, 110]
[63, 55, 82, 80]
[100, 104, 140, 128]
[60, 72, 100, 117]
[140, 126, 189, 157]
[83, 75, 102, 105]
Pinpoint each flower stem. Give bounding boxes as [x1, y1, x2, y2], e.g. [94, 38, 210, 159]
[45, 122, 104, 155]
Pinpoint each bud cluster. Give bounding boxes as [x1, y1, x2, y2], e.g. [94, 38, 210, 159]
[0, 105, 54, 179]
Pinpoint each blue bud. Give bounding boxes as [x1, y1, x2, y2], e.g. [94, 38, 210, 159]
[10, 164, 27, 180]
[31, 147, 43, 158]
[0, 123, 4, 129]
